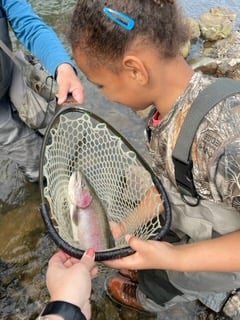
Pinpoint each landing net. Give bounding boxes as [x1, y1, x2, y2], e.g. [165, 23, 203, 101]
[40, 106, 171, 261]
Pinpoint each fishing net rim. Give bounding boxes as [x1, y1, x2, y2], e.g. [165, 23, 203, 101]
[39, 105, 172, 261]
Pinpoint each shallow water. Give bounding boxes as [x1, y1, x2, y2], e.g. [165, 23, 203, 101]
[181, 0, 240, 23]
[0, 1, 240, 319]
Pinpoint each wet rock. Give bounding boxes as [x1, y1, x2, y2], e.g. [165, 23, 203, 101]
[202, 31, 240, 59]
[190, 57, 218, 75]
[0, 157, 28, 211]
[181, 40, 191, 58]
[180, 17, 200, 58]
[199, 7, 237, 41]
[189, 31, 240, 79]
[189, 57, 240, 79]
[92, 298, 122, 320]
[215, 58, 240, 80]
[188, 17, 201, 41]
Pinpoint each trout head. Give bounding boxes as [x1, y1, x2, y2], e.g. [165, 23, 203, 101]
[68, 171, 93, 225]
[68, 171, 92, 208]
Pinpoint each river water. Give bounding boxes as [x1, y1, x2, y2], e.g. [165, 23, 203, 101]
[0, 1, 240, 320]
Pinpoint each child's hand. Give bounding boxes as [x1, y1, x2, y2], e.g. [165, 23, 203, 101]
[103, 234, 176, 271]
[104, 232, 240, 273]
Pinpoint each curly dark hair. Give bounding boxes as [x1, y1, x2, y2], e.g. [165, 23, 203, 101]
[69, 0, 189, 67]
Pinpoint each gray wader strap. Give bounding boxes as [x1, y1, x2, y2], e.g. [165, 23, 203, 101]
[172, 78, 240, 203]
[0, 39, 22, 68]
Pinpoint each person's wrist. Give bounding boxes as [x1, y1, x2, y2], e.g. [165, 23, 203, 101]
[49, 281, 89, 310]
[167, 243, 185, 271]
[55, 63, 76, 79]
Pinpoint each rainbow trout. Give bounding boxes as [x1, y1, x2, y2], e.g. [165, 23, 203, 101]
[68, 171, 114, 251]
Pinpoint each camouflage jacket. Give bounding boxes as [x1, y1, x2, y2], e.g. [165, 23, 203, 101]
[146, 71, 240, 212]
[145, 72, 240, 310]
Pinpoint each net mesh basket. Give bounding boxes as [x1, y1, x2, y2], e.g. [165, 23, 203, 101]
[40, 107, 171, 260]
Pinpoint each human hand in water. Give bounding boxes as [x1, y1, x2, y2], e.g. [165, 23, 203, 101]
[56, 63, 84, 104]
[46, 249, 97, 320]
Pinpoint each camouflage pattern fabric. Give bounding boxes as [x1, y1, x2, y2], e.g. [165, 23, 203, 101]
[147, 71, 240, 209]
[140, 71, 240, 314]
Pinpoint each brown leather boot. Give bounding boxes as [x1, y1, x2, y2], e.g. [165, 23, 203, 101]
[119, 269, 138, 282]
[105, 276, 146, 312]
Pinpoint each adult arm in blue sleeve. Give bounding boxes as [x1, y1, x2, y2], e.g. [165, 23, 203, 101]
[2, 0, 73, 76]
[2, 0, 84, 104]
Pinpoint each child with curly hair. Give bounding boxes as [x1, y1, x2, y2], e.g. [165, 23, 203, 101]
[69, 0, 240, 316]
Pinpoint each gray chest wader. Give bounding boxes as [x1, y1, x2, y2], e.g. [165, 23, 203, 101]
[138, 79, 240, 313]
[0, 6, 13, 98]
[0, 5, 42, 182]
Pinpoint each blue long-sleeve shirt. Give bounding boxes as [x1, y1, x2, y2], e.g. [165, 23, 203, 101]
[1, 0, 74, 76]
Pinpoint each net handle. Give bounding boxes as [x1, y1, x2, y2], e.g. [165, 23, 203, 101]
[39, 106, 172, 261]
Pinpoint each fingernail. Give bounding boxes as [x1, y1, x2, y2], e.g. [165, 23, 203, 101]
[85, 248, 95, 258]
[125, 234, 132, 243]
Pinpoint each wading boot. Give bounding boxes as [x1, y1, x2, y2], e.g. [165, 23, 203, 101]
[119, 269, 138, 282]
[105, 276, 146, 312]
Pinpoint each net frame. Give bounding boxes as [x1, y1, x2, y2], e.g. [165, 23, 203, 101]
[39, 106, 172, 261]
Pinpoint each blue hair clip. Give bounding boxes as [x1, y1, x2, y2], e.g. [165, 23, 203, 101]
[103, 7, 135, 31]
